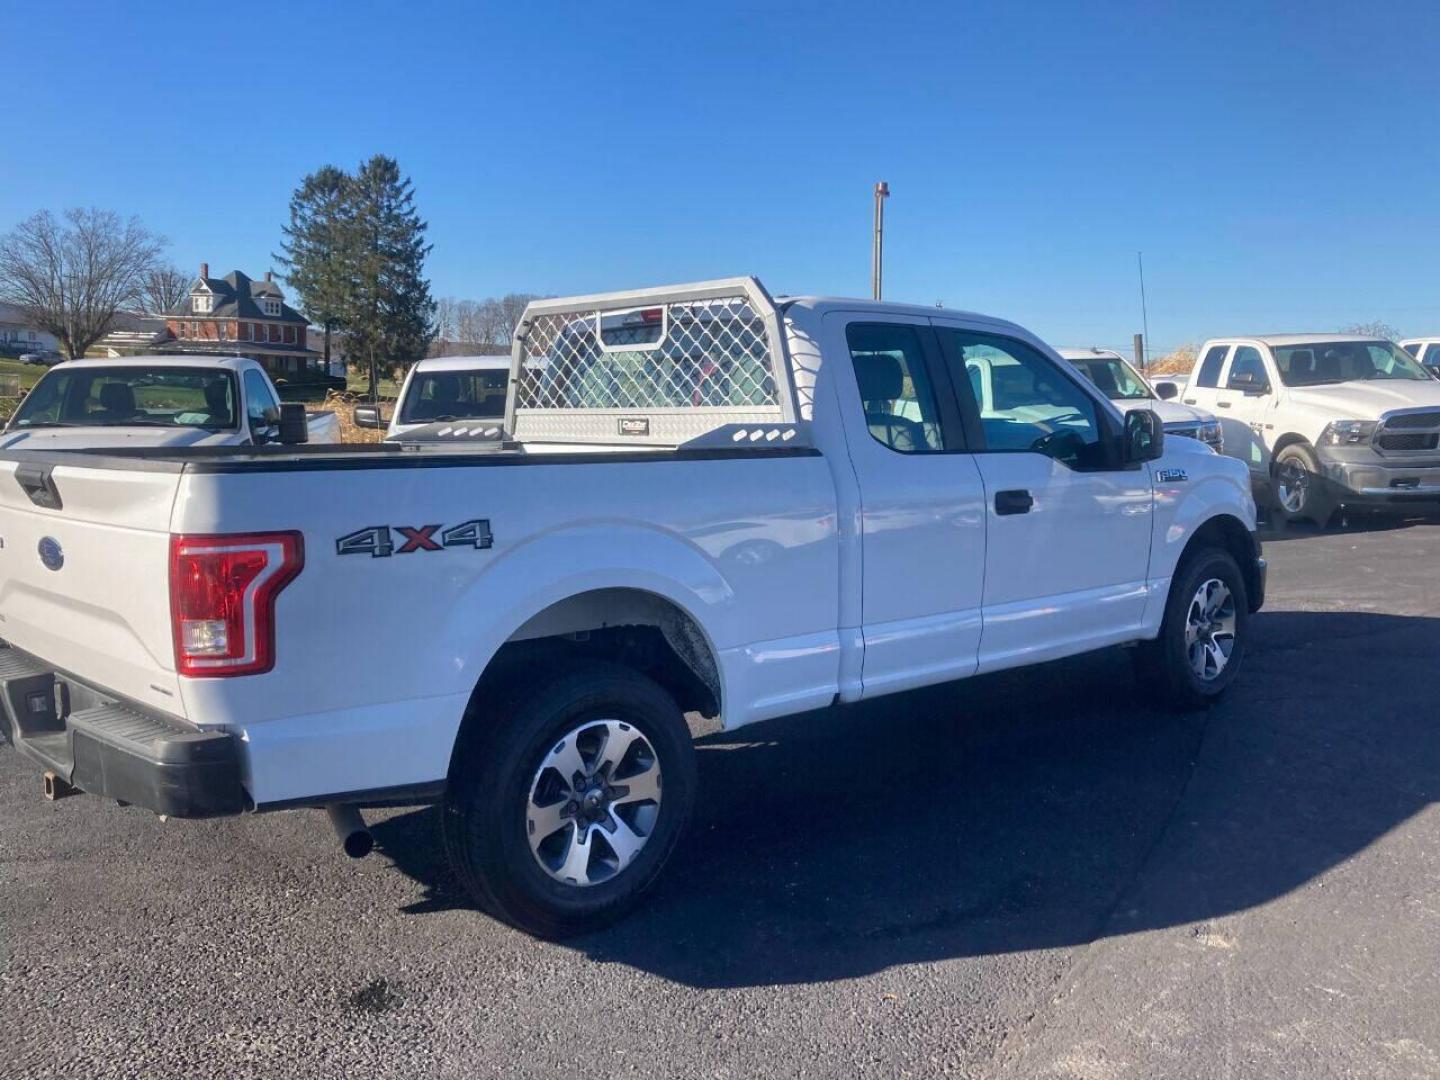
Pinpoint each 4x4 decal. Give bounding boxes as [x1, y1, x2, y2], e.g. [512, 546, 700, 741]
[336, 520, 494, 558]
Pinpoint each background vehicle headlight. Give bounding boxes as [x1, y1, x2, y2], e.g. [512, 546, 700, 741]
[1317, 420, 1378, 446]
[1199, 418, 1223, 450]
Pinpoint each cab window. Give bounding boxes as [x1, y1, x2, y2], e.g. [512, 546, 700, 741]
[845, 323, 945, 453]
[1194, 345, 1230, 388]
[244, 369, 280, 432]
[1225, 346, 1268, 389]
[940, 329, 1107, 469]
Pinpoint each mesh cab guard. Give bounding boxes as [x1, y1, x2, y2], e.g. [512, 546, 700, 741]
[505, 277, 802, 447]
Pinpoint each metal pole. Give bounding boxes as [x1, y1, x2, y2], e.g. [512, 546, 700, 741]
[1133, 333, 1145, 371]
[1137, 251, 1151, 371]
[872, 181, 889, 300]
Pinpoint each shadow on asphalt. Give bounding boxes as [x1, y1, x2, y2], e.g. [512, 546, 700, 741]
[369, 610, 1440, 989]
[1259, 507, 1440, 543]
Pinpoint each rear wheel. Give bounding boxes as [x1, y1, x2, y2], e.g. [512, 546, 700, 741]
[1272, 443, 1335, 526]
[443, 660, 696, 938]
[1136, 547, 1250, 711]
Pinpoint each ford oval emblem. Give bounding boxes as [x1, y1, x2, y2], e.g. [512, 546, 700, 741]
[37, 537, 64, 571]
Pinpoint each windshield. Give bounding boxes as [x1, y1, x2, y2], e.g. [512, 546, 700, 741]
[1274, 341, 1433, 387]
[10, 366, 239, 430]
[1067, 356, 1154, 400]
[398, 368, 508, 424]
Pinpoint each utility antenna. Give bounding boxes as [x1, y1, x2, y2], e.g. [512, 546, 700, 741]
[1137, 251, 1151, 369]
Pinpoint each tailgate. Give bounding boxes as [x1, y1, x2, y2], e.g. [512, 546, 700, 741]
[0, 458, 185, 716]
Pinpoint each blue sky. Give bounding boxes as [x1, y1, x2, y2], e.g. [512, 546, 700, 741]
[4, 0, 1438, 353]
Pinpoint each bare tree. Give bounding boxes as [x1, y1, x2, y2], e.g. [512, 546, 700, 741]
[496, 293, 539, 346]
[135, 263, 191, 315]
[1340, 320, 1401, 341]
[431, 296, 460, 356]
[454, 299, 485, 349]
[0, 209, 165, 359]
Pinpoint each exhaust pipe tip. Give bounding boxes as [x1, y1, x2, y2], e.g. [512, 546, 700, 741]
[325, 803, 373, 859]
[342, 828, 375, 860]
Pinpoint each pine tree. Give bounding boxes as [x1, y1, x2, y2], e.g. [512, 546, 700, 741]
[274, 165, 352, 370]
[344, 156, 437, 397]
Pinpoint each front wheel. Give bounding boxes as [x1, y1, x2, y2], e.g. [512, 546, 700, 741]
[442, 660, 697, 939]
[1136, 548, 1250, 711]
[1272, 443, 1335, 526]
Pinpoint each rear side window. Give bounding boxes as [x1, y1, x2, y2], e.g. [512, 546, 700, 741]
[1226, 346, 1268, 388]
[1425, 344, 1440, 369]
[1194, 345, 1229, 388]
[845, 323, 944, 453]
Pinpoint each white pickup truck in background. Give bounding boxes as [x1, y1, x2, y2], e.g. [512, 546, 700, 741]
[352, 354, 509, 439]
[0, 278, 1264, 937]
[1184, 335, 1440, 523]
[1400, 338, 1440, 379]
[0, 356, 339, 450]
[1059, 348, 1223, 452]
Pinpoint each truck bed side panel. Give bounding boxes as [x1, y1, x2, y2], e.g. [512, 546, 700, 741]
[169, 451, 840, 805]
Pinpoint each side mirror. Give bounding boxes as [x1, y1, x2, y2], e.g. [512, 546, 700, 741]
[352, 404, 383, 429]
[1123, 408, 1165, 463]
[1153, 381, 1179, 401]
[1229, 371, 1269, 395]
[277, 402, 308, 445]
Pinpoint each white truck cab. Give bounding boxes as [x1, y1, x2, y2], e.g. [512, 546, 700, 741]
[353, 355, 509, 439]
[1059, 348, 1222, 452]
[0, 279, 1263, 938]
[1399, 338, 1440, 379]
[0, 355, 339, 450]
[1185, 335, 1440, 522]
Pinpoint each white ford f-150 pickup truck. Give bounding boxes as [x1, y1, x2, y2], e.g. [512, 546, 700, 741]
[351, 354, 509, 439]
[0, 279, 1264, 937]
[1184, 335, 1440, 523]
[0, 355, 339, 451]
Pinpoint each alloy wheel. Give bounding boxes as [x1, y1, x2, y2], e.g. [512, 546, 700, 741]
[525, 720, 662, 887]
[1276, 460, 1308, 514]
[1185, 577, 1237, 681]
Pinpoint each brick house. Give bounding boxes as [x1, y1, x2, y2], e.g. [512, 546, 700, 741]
[156, 264, 321, 378]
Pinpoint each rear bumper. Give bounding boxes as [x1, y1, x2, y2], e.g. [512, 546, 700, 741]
[0, 646, 245, 818]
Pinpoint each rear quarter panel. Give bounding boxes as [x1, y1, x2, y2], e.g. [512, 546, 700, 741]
[173, 452, 840, 804]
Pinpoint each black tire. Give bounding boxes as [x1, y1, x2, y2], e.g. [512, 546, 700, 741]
[442, 660, 697, 939]
[1135, 547, 1250, 711]
[1272, 443, 1335, 526]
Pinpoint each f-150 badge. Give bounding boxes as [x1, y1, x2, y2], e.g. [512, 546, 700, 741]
[1155, 468, 1189, 483]
[336, 520, 494, 558]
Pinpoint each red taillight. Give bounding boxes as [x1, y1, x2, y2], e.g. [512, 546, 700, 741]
[169, 532, 303, 677]
[639, 307, 664, 324]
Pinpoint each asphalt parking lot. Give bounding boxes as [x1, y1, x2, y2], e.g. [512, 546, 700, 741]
[3, 513, 1439, 1080]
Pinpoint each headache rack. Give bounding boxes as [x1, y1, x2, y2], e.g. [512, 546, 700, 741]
[504, 277, 803, 447]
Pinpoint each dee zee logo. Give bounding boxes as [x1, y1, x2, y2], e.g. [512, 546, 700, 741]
[336, 520, 494, 558]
